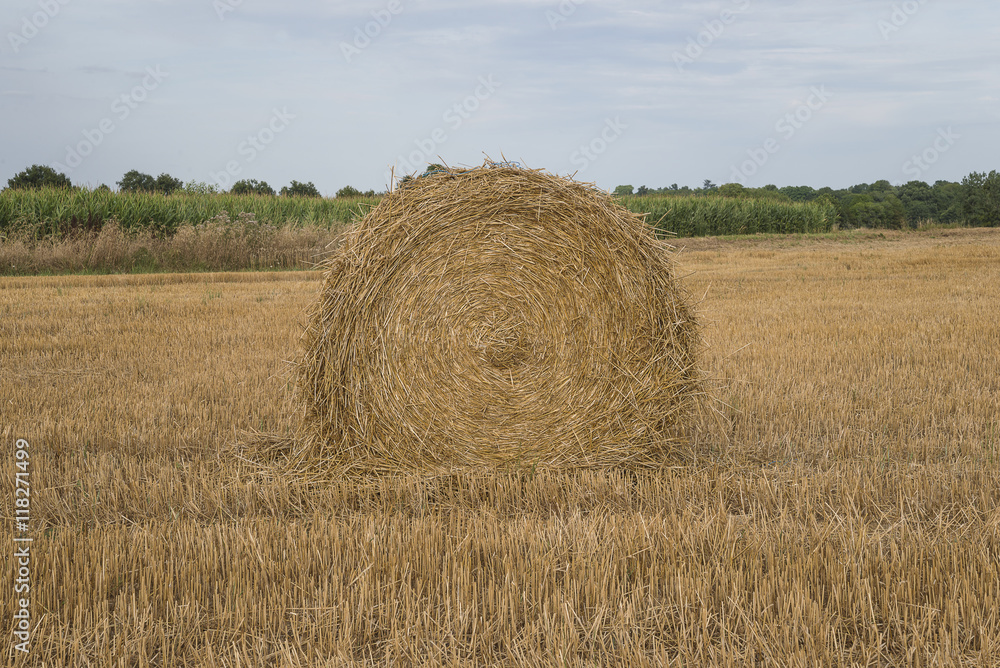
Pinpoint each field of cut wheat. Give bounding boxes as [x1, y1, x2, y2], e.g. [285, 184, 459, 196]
[3, 228, 999, 666]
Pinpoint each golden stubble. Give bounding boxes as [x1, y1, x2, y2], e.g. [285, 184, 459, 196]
[1, 228, 999, 666]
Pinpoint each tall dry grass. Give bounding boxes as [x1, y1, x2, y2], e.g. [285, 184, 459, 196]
[0, 213, 343, 274]
[2, 228, 999, 666]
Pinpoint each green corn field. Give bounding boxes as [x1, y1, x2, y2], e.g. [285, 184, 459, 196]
[1, 187, 837, 241]
[619, 194, 838, 237]
[0, 187, 378, 238]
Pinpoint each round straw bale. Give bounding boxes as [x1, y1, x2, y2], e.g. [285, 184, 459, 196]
[296, 163, 700, 472]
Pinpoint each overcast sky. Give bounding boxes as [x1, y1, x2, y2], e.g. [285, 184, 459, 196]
[2, 0, 997, 194]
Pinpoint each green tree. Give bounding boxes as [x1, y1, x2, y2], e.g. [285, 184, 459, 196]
[154, 173, 183, 195]
[716, 183, 746, 198]
[962, 171, 1000, 227]
[231, 179, 275, 196]
[183, 180, 219, 195]
[750, 187, 791, 202]
[636, 185, 650, 196]
[613, 185, 634, 196]
[780, 185, 817, 202]
[718, 183, 790, 201]
[118, 170, 156, 193]
[869, 179, 895, 194]
[846, 196, 879, 228]
[932, 181, 964, 224]
[7, 164, 72, 190]
[897, 180, 934, 227]
[336, 185, 363, 198]
[280, 180, 321, 198]
[879, 193, 907, 229]
[842, 193, 906, 229]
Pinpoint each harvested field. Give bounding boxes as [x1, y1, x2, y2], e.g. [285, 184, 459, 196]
[2, 228, 999, 666]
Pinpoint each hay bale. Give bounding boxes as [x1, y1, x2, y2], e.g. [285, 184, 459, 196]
[295, 162, 700, 473]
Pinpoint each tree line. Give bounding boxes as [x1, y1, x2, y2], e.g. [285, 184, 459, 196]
[6, 164, 999, 228]
[4, 165, 378, 199]
[613, 172, 1000, 228]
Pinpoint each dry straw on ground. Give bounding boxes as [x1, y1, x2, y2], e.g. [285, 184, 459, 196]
[5, 230, 1000, 665]
[290, 162, 701, 474]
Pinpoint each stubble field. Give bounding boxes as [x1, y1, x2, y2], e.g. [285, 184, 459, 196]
[2, 228, 999, 666]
